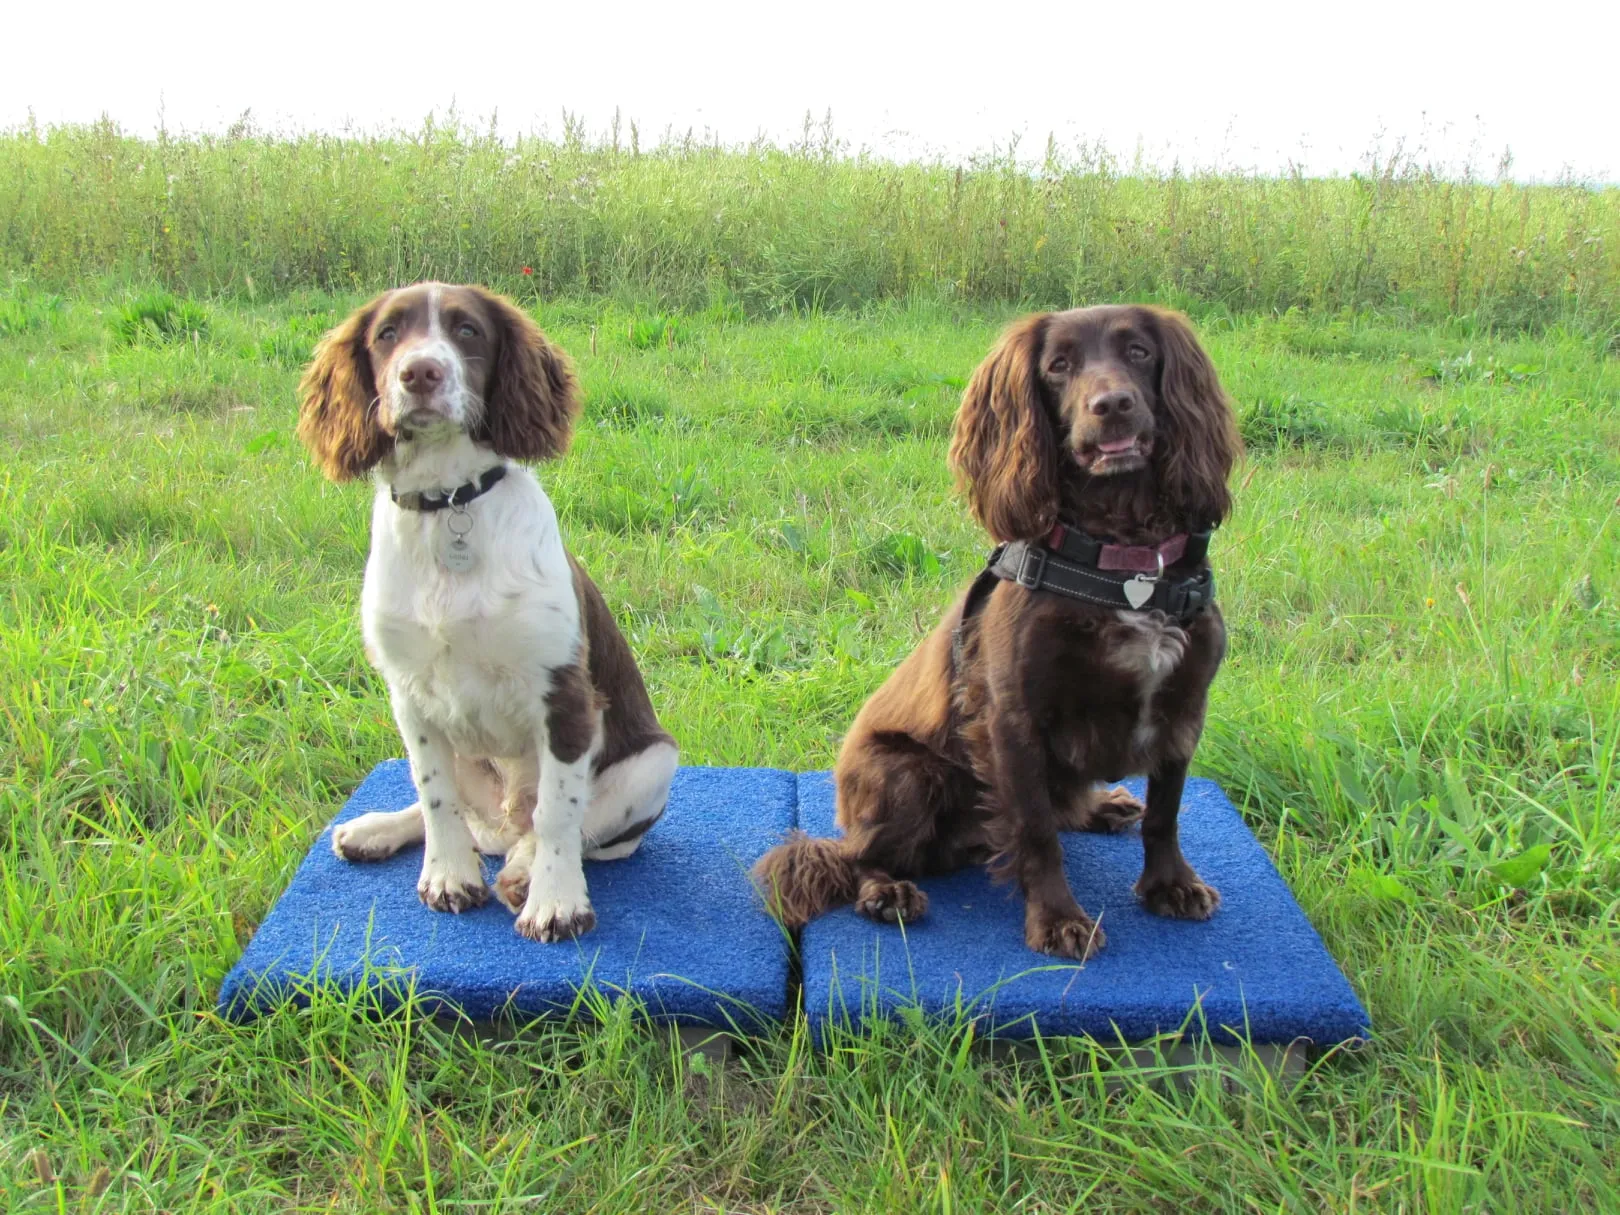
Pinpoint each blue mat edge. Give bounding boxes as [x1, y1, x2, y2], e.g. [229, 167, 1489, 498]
[219, 765, 1370, 1049]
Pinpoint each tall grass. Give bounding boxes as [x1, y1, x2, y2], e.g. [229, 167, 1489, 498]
[3, 115, 1616, 330]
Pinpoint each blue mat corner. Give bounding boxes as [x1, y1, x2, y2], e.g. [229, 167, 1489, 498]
[219, 761, 794, 1031]
[797, 771, 1369, 1046]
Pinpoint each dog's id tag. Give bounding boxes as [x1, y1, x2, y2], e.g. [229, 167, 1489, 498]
[441, 537, 475, 573]
[441, 508, 477, 574]
[1123, 575, 1156, 609]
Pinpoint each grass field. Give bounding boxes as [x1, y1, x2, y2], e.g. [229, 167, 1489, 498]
[5, 119, 1620, 332]
[0, 276, 1615, 1211]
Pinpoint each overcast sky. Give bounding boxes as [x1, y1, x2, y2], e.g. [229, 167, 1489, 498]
[6, 0, 1615, 181]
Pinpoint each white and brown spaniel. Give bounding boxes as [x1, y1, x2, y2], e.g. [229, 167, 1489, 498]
[297, 282, 677, 942]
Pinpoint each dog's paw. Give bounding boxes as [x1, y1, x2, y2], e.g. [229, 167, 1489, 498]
[332, 810, 417, 862]
[1088, 786, 1146, 832]
[417, 852, 489, 913]
[1025, 908, 1107, 959]
[513, 851, 593, 940]
[1056, 786, 1144, 833]
[494, 860, 530, 913]
[492, 838, 537, 913]
[332, 822, 390, 862]
[855, 878, 929, 924]
[515, 899, 597, 943]
[1135, 870, 1221, 920]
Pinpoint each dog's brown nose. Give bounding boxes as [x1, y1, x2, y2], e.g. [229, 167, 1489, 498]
[1087, 389, 1137, 417]
[399, 355, 446, 395]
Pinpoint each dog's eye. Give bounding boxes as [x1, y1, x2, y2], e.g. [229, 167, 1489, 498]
[456, 322, 479, 339]
[1047, 356, 1070, 374]
[1127, 343, 1151, 362]
[376, 325, 398, 343]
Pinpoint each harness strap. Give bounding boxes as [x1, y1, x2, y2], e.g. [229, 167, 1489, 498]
[987, 539, 1215, 621]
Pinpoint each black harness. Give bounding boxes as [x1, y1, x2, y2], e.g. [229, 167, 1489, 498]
[951, 523, 1217, 668]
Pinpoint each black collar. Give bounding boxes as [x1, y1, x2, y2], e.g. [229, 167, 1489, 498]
[389, 464, 508, 513]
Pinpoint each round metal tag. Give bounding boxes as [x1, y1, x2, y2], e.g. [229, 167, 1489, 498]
[441, 537, 476, 573]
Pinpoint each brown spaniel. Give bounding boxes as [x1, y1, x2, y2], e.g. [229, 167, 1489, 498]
[755, 306, 1241, 958]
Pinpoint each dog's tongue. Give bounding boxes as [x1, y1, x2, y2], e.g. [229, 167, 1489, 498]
[1096, 438, 1138, 454]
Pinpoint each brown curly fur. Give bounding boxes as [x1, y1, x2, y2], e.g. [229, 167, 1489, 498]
[296, 296, 391, 481]
[469, 288, 580, 463]
[947, 313, 1060, 543]
[752, 831, 857, 928]
[1148, 308, 1241, 527]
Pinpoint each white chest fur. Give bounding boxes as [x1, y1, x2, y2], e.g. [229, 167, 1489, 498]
[360, 462, 579, 760]
[1109, 610, 1190, 754]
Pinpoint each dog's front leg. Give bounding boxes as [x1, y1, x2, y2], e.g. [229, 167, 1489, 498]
[1134, 755, 1221, 919]
[394, 701, 488, 912]
[514, 737, 596, 943]
[988, 708, 1106, 960]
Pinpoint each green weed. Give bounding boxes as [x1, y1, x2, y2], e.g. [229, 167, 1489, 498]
[0, 286, 62, 336]
[112, 290, 211, 345]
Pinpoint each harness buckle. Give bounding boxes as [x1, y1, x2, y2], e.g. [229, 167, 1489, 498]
[1162, 568, 1215, 619]
[1016, 544, 1048, 589]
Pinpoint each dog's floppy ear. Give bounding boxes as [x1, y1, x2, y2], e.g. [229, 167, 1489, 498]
[948, 313, 1060, 542]
[1149, 308, 1241, 525]
[297, 296, 392, 481]
[471, 289, 580, 462]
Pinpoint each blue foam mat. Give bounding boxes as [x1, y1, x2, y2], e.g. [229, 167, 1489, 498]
[219, 761, 794, 1030]
[797, 772, 1369, 1045]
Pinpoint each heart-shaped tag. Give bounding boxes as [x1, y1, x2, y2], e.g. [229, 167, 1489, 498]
[1123, 576, 1156, 609]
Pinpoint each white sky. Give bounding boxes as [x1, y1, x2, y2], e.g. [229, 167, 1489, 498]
[6, 0, 1616, 181]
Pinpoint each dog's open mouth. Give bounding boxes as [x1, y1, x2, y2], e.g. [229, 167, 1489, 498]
[1076, 435, 1151, 472]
